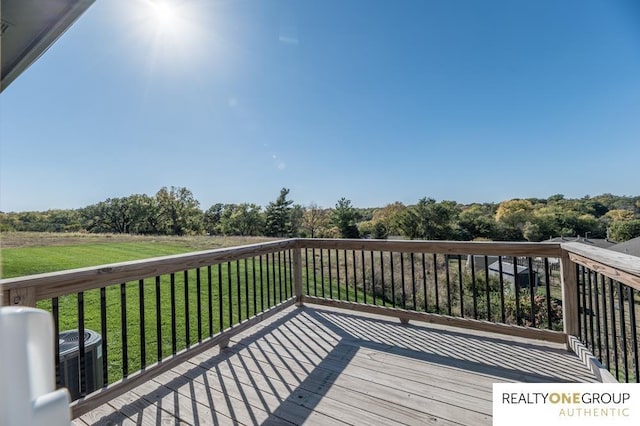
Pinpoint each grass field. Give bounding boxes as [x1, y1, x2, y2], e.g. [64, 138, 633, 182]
[1, 232, 274, 278]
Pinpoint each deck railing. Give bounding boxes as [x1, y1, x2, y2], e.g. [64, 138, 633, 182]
[561, 242, 640, 383]
[296, 239, 565, 343]
[1, 237, 639, 417]
[1, 239, 298, 417]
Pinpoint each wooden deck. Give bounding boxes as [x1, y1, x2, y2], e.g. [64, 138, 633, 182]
[73, 305, 598, 426]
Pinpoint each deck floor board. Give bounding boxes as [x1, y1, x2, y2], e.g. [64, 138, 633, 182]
[77, 304, 598, 425]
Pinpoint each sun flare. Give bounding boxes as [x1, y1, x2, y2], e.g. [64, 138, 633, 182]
[150, 1, 174, 28]
[139, 0, 201, 55]
[121, 0, 219, 78]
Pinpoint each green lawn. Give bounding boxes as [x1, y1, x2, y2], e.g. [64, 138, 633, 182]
[1, 242, 197, 278]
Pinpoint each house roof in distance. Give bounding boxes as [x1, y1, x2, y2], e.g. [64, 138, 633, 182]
[1, 0, 94, 92]
[608, 236, 640, 258]
[546, 236, 618, 249]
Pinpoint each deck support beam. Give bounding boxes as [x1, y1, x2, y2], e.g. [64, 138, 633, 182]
[560, 249, 580, 346]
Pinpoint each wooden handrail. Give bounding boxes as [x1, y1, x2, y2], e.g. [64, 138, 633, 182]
[295, 238, 562, 256]
[562, 242, 640, 291]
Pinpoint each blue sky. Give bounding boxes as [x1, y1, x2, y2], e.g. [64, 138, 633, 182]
[1, 0, 639, 212]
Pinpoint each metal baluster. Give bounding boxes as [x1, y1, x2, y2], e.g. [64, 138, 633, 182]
[344, 249, 349, 302]
[208, 266, 213, 337]
[170, 274, 176, 354]
[228, 262, 233, 326]
[121, 283, 129, 376]
[138, 279, 146, 367]
[277, 251, 283, 303]
[499, 257, 506, 323]
[593, 272, 602, 361]
[184, 270, 190, 347]
[336, 249, 341, 301]
[271, 253, 277, 304]
[627, 287, 638, 383]
[236, 260, 241, 322]
[423, 253, 429, 312]
[400, 252, 406, 309]
[244, 258, 249, 318]
[313, 248, 318, 297]
[587, 270, 595, 353]
[471, 256, 478, 320]
[485, 256, 491, 321]
[78, 291, 86, 396]
[601, 274, 610, 370]
[320, 250, 325, 298]
[609, 278, 619, 379]
[328, 249, 333, 299]
[411, 253, 417, 310]
[100, 287, 109, 384]
[457, 255, 462, 317]
[196, 269, 202, 342]
[155, 277, 162, 361]
[513, 260, 520, 326]
[618, 281, 628, 382]
[252, 257, 257, 315]
[544, 258, 552, 329]
[218, 264, 223, 332]
[390, 252, 396, 308]
[528, 257, 535, 328]
[434, 254, 441, 314]
[379, 251, 384, 306]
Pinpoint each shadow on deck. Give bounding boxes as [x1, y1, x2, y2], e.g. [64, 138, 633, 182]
[74, 305, 597, 426]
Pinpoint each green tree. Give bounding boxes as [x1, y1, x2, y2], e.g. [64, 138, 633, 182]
[372, 221, 389, 239]
[371, 202, 406, 236]
[521, 206, 562, 241]
[603, 209, 635, 223]
[128, 194, 162, 234]
[495, 199, 534, 240]
[301, 203, 331, 238]
[609, 220, 640, 242]
[332, 197, 360, 238]
[399, 198, 460, 240]
[203, 203, 224, 235]
[155, 186, 203, 235]
[458, 204, 496, 240]
[219, 203, 263, 236]
[398, 202, 418, 239]
[264, 188, 294, 237]
[289, 204, 304, 237]
[82, 198, 133, 233]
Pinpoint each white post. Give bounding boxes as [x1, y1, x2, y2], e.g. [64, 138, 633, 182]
[0, 307, 71, 426]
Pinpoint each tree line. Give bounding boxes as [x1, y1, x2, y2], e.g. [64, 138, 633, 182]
[1, 188, 640, 242]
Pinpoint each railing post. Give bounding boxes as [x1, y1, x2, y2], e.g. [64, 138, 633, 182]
[293, 245, 304, 306]
[7, 287, 37, 308]
[560, 249, 579, 345]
